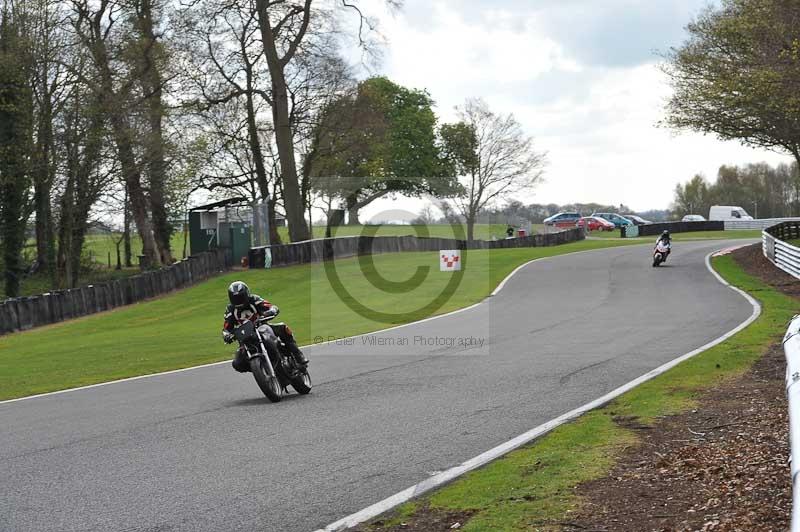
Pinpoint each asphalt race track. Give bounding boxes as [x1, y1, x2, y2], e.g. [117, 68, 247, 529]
[0, 241, 755, 532]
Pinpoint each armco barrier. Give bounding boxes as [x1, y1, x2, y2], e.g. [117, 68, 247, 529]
[726, 217, 800, 231]
[0, 249, 232, 336]
[763, 221, 800, 280]
[248, 227, 585, 269]
[784, 316, 800, 532]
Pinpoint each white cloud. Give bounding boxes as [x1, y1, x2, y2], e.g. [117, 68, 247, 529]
[355, 0, 793, 215]
[376, 2, 580, 116]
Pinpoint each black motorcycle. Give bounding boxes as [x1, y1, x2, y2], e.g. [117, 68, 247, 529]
[232, 316, 311, 402]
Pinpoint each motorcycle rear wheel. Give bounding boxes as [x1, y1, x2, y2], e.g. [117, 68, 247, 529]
[250, 357, 282, 402]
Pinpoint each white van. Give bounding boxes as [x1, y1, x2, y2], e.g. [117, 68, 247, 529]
[709, 205, 753, 221]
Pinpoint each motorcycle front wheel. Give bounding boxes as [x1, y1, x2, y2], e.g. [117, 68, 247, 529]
[290, 370, 312, 395]
[250, 357, 283, 402]
[285, 344, 312, 394]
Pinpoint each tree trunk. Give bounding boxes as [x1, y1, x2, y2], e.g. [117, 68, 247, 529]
[137, 0, 173, 265]
[123, 190, 132, 267]
[267, 196, 282, 245]
[56, 168, 75, 289]
[33, 175, 54, 273]
[0, 17, 32, 298]
[85, 8, 160, 268]
[347, 201, 360, 225]
[466, 209, 477, 241]
[255, 0, 310, 242]
[67, 220, 89, 288]
[793, 152, 800, 217]
[33, 102, 55, 278]
[109, 110, 161, 269]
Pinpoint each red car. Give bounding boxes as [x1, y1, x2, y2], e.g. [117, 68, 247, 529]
[576, 216, 615, 231]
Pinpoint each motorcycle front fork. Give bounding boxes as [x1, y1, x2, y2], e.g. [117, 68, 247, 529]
[251, 338, 278, 378]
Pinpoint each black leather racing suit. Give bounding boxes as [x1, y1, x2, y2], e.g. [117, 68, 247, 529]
[222, 295, 301, 372]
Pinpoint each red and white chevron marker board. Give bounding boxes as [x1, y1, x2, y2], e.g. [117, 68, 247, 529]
[439, 250, 461, 271]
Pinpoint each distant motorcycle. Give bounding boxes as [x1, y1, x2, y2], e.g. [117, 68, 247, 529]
[232, 316, 311, 402]
[652, 240, 671, 267]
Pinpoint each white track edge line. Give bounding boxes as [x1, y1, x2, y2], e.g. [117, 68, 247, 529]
[313, 249, 761, 531]
[3, 245, 627, 405]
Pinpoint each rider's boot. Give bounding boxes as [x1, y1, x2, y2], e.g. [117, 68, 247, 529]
[231, 347, 250, 373]
[287, 340, 309, 367]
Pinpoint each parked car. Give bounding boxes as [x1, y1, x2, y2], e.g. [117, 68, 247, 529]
[622, 214, 652, 225]
[592, 212, 632, 228]
[681, 214, 706, 222]
[708, 205, 753, 221]
[543, 212, 581, 228]
[576, 216, 615, 232]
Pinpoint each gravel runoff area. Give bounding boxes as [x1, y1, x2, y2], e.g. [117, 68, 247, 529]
[566, 243, 795, 532]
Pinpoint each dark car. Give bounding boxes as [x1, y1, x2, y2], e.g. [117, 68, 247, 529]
[543, 212, 581, 228]
[623, 214, 652, 225]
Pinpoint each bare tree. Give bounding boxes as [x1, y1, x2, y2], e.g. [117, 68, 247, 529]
[130, 0, 173, 264]
[253, 0, 390, 241]
[69, 0, 163, 267]
[28, 0, 70, 279]
[0, 3, 33, 297]
[179, 0, 283, 242]
[441, 98, 546, 241]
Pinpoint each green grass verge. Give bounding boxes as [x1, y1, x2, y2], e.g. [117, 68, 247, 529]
[0, 239, 638, 401]
[369, 253, 797, 531]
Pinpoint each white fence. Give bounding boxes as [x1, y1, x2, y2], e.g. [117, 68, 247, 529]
[762, 223, 800, 280]
[727, 218, 800, 231]
[784, 316, 800, 532]
[765, 222, 800, 530]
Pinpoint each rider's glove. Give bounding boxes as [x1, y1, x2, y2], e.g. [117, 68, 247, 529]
[222, 331, 234, 344]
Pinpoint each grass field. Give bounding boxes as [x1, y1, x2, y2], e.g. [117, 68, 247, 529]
[11, 225, 517, 299]
[80, 224, 546, 263]
[370, 253, 795, 531]
[0, 239, 640, 401]
[82, 231, 191, 265]
[283, 223, 547, 241]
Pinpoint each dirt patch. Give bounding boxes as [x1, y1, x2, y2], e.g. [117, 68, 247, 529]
[564, 243, 795, 531]
[357, 506, 475, 532]
[730, 243, 800, 298]
[567, 342, 790, 531]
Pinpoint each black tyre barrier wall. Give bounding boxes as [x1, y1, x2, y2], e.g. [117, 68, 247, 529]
[0, 249, 232, 336]
[628, 220, 724, 237]
[247, 227, 585, 269]
[764, 220, 800, 242]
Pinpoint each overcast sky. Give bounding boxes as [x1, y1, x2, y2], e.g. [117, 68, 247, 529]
[350, 0, 792, 219]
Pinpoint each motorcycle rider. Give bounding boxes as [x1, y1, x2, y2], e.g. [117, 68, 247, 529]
[221, 281, 308, 372]
[655, 230, 672, 261]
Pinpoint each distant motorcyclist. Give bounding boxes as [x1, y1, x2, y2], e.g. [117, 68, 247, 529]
[655, 230, 672, 261]
[222, 281, 308, 372]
